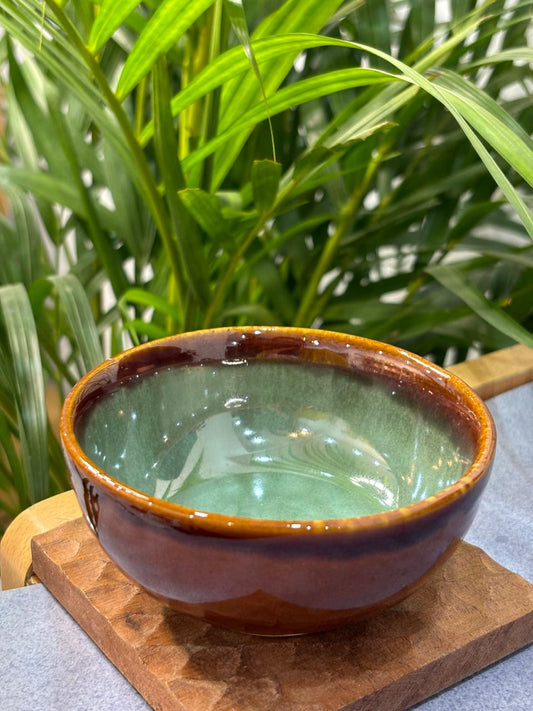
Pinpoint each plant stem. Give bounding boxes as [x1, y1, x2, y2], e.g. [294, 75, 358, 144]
[134, 76, 148, 139]
[202, 216, 266, 328]
[294, 143, 388, 327]
[200, 0, 227, 191]
[179, 12, 212, 162]
[179, 32, 193, 161]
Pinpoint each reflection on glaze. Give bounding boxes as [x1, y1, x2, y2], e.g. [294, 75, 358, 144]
[152, 409, 399, 518]
[76, 361, 474, 520]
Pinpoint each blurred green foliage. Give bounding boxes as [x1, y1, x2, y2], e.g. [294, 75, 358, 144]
[0, 0, 531, 523]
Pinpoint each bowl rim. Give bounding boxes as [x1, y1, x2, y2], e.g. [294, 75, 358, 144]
[60, 326, 496, 537]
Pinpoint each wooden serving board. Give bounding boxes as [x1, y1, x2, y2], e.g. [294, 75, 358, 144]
[31, 517, 533, 711]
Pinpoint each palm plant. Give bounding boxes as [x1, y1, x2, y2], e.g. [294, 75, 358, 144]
[0, 0, 531, 525]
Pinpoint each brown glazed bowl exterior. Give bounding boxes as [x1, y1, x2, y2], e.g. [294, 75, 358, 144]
[60, 327, 496, 636]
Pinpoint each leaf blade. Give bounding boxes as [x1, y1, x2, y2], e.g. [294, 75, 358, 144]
[0, 284, 49, 503]
[224, 0, 276, 160]
[213, 0, 345, 186]
[88, 0, 141, 53]
[47, 274, 104, 372]
[252, 160, 282, 215]
[435, 70, 533, 187]
[427, 264, 533, 347]
[116, 0, 216, 100]
[179, 188, 231, 244]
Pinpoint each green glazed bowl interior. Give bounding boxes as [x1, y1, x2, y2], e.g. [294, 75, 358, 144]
[74, 332, 482, 522]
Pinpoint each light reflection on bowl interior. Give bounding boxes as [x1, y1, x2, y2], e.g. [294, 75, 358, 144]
[76, 359, 475, 520]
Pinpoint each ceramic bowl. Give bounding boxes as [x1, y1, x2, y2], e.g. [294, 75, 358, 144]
[61, 327, 496, 635]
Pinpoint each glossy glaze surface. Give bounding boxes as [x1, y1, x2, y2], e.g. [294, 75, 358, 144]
[77, 361, 474, 520]
[61, 327, 496, 635]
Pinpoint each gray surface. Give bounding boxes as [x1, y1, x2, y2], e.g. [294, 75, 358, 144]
[466, 382, 533, 582]
[1, 383, 532, 711]
[414, 381, 533, 711]
[0, 584, 148, 711]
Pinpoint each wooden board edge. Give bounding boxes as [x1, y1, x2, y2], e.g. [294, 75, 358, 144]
[447, 344, 533, 400]
[0, 490, 81, 590]
[352, 613, 533, 711]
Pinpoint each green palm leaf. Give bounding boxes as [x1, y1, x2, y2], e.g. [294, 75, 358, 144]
[0, 285, 48, 503]
[182, 67, 397, 173]
[0, 0, 531, 523]
[435, 70, 533, 187]
[47, 274, 104, 372]
[213, 0, 345, 187]
[427, 264, 533, 347]
[140, 33, 366, 146]
[88, 0, 141, 53]
[116, 0, 216, 100]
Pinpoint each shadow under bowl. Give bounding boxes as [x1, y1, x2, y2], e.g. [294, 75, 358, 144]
[61, 327, 496, 635]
